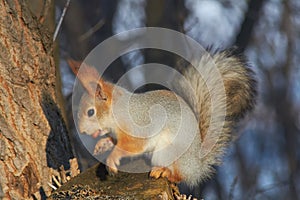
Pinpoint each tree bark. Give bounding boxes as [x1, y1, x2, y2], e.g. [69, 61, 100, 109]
[0, 1, 73, 199]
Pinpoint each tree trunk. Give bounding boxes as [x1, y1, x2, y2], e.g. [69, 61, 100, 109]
[0, 1, 74, 199]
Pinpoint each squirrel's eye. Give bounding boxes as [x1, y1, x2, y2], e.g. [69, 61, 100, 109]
[87, 108, 95, 117]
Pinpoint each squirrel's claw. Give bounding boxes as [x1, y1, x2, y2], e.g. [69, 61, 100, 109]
[107, 166, 118, 176]
[150, 166, 182, 183]
[150, 167, 172, 179]
[106, 160, 118, 175]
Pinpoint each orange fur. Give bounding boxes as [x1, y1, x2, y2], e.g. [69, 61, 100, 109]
[156, 90, 177, 98]
[106, 128, 147, 173]
[168, 162, 183, 183]
[114, 127, 147, 154]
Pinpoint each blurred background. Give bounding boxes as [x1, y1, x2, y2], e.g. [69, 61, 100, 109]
[55, 0, 300, 199]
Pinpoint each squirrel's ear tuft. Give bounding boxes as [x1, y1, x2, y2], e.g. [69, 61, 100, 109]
[67, 59, 101, 96]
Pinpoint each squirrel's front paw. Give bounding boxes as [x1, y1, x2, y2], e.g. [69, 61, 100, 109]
[106, 152, 121, 175]
[107, 166, 118, 176]
[93, 137, 114, 155]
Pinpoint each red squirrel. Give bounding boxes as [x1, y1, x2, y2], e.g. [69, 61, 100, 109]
[68, 50, 256, 186]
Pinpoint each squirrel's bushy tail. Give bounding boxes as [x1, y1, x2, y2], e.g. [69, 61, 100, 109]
[175, 50, 257, 177]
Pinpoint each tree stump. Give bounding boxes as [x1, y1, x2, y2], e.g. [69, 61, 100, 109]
[49, 163, 177, 200]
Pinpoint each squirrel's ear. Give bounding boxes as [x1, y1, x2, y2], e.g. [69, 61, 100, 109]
[67, 59, 101, 96]
[95, 81, 108, 100]
[67, 59, 82, 75]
